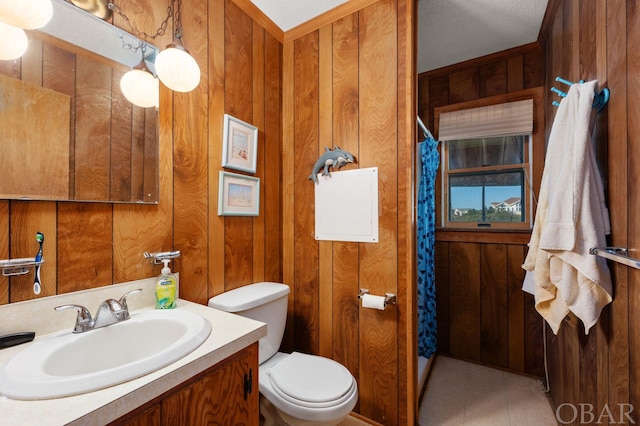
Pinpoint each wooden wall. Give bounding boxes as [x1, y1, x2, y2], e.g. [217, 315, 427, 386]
[539, 0, 639, 423]
[0, 34, 157, 203]
[418, 43, 547, 377]
[0, 0, 416, 424]
[0, 0, 283, 311]
[282, 0, 415, 423]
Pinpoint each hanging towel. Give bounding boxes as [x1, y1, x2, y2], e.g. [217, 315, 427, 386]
[522, 80, 612, 335]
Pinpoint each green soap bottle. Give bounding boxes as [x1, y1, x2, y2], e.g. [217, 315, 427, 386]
[155, 259, 177, 309]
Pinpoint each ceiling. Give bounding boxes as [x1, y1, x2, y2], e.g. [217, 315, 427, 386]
[249, 0, 549, 74]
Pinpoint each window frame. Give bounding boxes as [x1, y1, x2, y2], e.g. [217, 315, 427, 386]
[433, 87, 545, 232]
[441, 134, 533, 230]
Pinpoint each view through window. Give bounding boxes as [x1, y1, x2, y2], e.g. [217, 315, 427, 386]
[443, 134, 531, 228]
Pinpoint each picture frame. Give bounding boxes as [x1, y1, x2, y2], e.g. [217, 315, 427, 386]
[218, 171, 260, 216]
[221, 114, 258, 173]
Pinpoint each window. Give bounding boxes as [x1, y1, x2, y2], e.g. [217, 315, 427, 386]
[443, 134, 532, 229]
[437, 98, 536, 230]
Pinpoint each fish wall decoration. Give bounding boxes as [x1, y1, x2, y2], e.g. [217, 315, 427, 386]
[309, 146, 356, 184]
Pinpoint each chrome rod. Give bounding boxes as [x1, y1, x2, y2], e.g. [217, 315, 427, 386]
[589, 247, 640, 270]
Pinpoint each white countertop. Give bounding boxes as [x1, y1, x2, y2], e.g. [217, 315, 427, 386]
[0, 279, 266, 425]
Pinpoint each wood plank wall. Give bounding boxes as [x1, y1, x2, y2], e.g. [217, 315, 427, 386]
[539, 1, 639, 423]
[417, 43, 547, 377]
[282, 0, 415, 423]
[0, 34, 157, 204]
[0, 0, 283, 312]
[0, 0, 416, 424]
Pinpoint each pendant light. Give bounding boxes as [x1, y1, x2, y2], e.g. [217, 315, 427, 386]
[0, 0, 53, 29]
[120, 48, 159, 108]
[154, 0, 200, 92]
[0, 21, 28, 60]
[0, 0, 52, 61]
[108, 0, 199, 105]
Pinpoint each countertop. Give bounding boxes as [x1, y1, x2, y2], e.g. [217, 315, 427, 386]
[0, 278, 266, 425]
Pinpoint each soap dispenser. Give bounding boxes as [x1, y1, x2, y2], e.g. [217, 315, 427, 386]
[155, 259, 177, 309]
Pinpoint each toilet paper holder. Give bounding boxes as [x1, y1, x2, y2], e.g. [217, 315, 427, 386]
[358, 288, 397, 307]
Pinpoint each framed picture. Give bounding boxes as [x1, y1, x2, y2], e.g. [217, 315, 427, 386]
[218, 171, 260, 216]
[221, 114, 258, 173]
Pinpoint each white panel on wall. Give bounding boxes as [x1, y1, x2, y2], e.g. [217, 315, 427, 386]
[314, 167, 379, 243]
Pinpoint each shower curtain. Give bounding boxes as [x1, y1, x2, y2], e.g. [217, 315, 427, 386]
[417, 134, 439, 359]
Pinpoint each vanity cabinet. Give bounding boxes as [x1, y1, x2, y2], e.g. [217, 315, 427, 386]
[114, 343, 259, 426]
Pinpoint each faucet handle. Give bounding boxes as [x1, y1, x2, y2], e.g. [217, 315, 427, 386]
[118, 288, 142, 312]
[54, 304, 93, 333]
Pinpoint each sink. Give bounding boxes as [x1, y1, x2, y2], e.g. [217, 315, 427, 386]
[0, 309, 212, 400]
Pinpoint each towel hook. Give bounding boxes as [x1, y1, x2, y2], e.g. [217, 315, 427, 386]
[550, 76, 610, 112]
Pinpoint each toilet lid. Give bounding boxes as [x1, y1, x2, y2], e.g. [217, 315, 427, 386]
[268, 352, 354, 404]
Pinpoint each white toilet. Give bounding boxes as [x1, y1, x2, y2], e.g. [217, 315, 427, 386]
[208, 282, 358, 426]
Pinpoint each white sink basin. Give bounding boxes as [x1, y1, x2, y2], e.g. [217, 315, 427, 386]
[0, 309, 212, 400]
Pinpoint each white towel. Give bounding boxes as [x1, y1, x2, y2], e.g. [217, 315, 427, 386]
[522, 80, 612, 334]
[522, 270, 535, 295]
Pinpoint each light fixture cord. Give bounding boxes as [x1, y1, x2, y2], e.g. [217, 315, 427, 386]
[173, 0, 183, 41]
[108, 1, 174, 42]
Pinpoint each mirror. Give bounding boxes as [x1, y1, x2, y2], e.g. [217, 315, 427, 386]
[0, 0, 159, 203]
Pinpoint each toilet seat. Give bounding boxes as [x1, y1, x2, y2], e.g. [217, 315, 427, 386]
[267, 352, 356, 408]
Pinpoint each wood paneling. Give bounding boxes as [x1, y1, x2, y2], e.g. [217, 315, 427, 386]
[507, 244, 526, 371]
[0, 0, 415, 423]
[448, 242, 481, 360]
[161, 344, 259, 425]
[480, 244, 508, 367]
[0, 34, 157, 204]
[57, 203, 113, 294]
[0, 74, 70, 199]
[358, 2, 398, 423]
[292, 30, 320, 355]
[172, 0, 208, 305]
[223, 0, 256, 293]
[537, 0, 639, 423]
[74, 56, 111, 201]
[0, 0, 282, 307]
[282, 0, 413, 423]
[436, 240, 543, 377]
[419, 44, 546, 378]
[262, 32, 283, 284]
[9, 202, 57, 302]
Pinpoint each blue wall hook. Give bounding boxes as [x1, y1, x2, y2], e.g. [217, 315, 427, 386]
[550, 76, 610, 111]
[550, 87, 567, 98]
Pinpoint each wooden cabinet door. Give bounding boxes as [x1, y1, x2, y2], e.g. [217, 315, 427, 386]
[122, 404, 161, 426]
[161, 343, 259, 426]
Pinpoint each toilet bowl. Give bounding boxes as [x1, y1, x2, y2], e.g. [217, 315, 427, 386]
[208, 282, 358, 426]
[259, 352, 357, 425]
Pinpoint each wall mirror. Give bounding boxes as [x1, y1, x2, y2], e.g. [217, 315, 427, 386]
[0, 0, 159, 203]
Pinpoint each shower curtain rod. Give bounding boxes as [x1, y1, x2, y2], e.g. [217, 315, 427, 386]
[417, 115, 433, 140]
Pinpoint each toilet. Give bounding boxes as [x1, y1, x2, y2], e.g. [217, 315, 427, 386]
[208, 282, 358, 426]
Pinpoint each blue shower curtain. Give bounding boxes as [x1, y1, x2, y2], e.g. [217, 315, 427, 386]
[417, 135, 439, 359]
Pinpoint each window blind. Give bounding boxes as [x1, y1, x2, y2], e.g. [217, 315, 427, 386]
[438, 99, 533, 141]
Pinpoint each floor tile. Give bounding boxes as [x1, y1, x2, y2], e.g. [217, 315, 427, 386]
[418, 356, 556, 426]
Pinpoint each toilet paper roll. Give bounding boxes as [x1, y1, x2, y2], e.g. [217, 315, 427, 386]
[361, 294, 386, 310]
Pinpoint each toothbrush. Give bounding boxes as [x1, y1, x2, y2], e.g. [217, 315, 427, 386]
[33, 232, 44, 295]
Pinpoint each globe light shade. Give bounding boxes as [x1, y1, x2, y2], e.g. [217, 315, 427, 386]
[120, 67, 159, 109]
[0, 0, 53, 29]
[0, 22, 28, 60]
[155, 44, 200, 93]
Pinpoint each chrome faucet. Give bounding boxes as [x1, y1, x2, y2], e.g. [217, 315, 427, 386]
[54, 289, 142, 333]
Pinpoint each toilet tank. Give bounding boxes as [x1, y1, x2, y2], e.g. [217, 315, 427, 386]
[208, 282, 290, 364]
